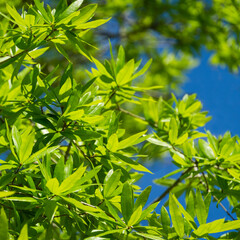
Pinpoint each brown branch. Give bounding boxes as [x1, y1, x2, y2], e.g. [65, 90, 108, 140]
[148, 166, 193, 207]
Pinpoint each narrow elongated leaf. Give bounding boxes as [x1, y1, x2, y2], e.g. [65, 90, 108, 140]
[171, 194, 196, 230]
[76, 18, 110, 29]
[134, 232, 164, 240]
[62, 197, 100, 212]
[58, 165, 86, 195]
[116, 59, 135, 85]
[18, 224, 28, 240]
[46, 178, 60, 195]
[169, 194, 184, 238]
[54, 157, 65, 183]
[12, 126, 21, 155]
[193, 219, 240, 236]
[0, 208, 8, 240]
[65, 31, 92, 61]
[22, 146, 59, 165]
[121, 182, 134, 224]
[195, 189, 207, 224]
[112, 153, 152, 173]
[169, 118, 178, 144]
[72, 4, 98, 25]
[0, 191, 15, 198]
[65, 109, 84, 121]
[6, 4, 26, 27]
[116, 46, 125, 72]
[44, 200, 58, 223]
[0, 51, 25, 69]
[93, 58, 113, 79]
[134, 186, 151, 210]
[57, 0, 83, 21]
[105, 200, 125, 227]
[34, 0, 50, 22]
[198, 139, 215, 159]
[19, 128, 35, 164]
[147, 137, 172, 148]
[104, 169, 121, 198]
[139, 202, 159, 222]
[132, 59, 152, 80]
[107, 134, 118, 152]
[161, 206, 171, 229]
[118, 130, 147, 149]
[128, 206, 142, 226]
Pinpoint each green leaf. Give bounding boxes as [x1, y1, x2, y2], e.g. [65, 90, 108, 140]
[121, 182, 134, 224]
[175, 132, 188, 145]
[107, 134, 118, 152]
[147, 137, 172, 148]
[193, 219, 240, 237]
[105, 200, 125, 227]
[19, 127, 35, 164]
[55, 0, 68, 19]
[128, 206, 142, 226]
[72, 4, 98, 25]
[134, 232, 164, 240]
[134, 186, 151, 210]
[65, 31, 92, 61]
[186, 190, 195, 218]
[104, 169, 122, 198]
[0, 52, 26, 69]
[55, 43, 71, 62]
[4, 197, 38, 203]
[44, 200, 58, 223]
[33, 0, 50, 22]
[18, 224, 28, 240]
[169, 194, 184, 238]
[195, 189, 207, 224]
[76, 18, 111, 29]
[169, 118, 178, 144]
[54, 157, 65, 183]
[116, 59, 135, 85]
[57, 0, 83, 21]
[6, 4, 26, 27]
[198, 139, 216, 159]
[116, 46, 125, 72]
[0, 208, 8, 240]
[0, 191, 15, 198]
[46, 178, 60, 195]
[73, 129, 102, 141]
[65, 109, 84, 121]
[93, 57, 113, 79]
[132, 59, 152, 80]
[11, 126, 21, 155]
[58, 165, 86, 195]
[112, 153, 152, 173]
[118, 130, 147, 149]
[62, 197, 100, 212]
[22, 146, 59, 165]
[139, 202, 159, 222]
[161, 206, 171, 229]
[171, 194, 196, 230]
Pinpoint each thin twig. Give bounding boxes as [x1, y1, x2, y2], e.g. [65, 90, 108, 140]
[201, 171, 236, 221]
[147, 166, 193, 207]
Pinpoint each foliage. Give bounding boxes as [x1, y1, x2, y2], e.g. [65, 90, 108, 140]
[0, 0, 240, 239]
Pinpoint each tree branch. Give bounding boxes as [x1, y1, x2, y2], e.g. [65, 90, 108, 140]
[147, 166, 193, 207]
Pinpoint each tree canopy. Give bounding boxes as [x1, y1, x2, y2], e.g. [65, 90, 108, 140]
[0, 0, 240, 239]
